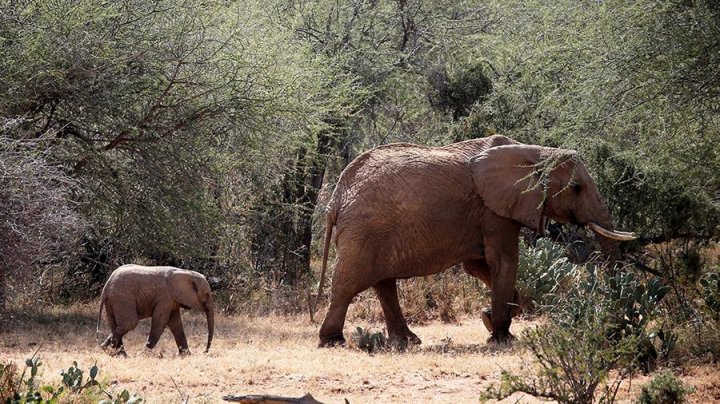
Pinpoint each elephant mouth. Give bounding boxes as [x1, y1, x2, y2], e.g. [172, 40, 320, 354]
[586, 221, 637, 241]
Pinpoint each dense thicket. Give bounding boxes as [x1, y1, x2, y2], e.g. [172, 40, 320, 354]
[1, 0, 718, 315]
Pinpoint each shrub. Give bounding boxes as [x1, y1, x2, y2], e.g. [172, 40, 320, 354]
[426, 62, 493, 121]
[483, 260, 671, 403]
[481, 324, 637, 404]
[351, 326, 388, 354]
[700, 271, 720, 316]
[0, 353, 141, 403]
[517, 238, 577, 314]
[638, 370, 694, 404]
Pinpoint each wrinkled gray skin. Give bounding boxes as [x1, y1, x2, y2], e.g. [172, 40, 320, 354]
[97, 264, 214, 356]
[316, 135, 635, 347]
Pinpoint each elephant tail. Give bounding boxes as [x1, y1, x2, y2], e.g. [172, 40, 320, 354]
[96, 296, 104, 338]
[312, 208, 336, 322]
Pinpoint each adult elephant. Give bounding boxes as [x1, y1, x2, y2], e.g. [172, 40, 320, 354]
[316, 135, 635, 347]
[97, 264, 214, 356]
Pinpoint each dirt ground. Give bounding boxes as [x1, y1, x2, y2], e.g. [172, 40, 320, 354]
[1, 304, 719, 403]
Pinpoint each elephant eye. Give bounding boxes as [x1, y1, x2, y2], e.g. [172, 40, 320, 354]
[571, 182, 582, 193]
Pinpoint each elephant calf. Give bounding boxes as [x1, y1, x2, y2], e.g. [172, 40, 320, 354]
[97, 264, 214, 356]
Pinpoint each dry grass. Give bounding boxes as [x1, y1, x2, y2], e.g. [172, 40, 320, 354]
[1, 303, 719, 403]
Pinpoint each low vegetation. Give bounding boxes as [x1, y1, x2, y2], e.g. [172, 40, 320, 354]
[0, 353, 142, 403]
[638, 370, 695, 404]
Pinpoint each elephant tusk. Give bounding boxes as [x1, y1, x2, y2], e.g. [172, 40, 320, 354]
[587, 222, 637, 241]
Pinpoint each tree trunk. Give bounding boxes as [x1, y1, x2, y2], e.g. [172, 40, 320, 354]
[0, 260, 7, 323]
[277, 126, 337, 284]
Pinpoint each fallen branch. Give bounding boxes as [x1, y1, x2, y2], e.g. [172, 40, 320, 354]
[222, 393, 323, 404]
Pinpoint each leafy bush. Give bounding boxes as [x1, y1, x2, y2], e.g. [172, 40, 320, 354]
[427, 62, 493, 121]
[0, 353, 141, 403]
[483, 258, 671, 403]
[517, 238, 577, 314]
[481, 324, 637, 404]
[638, 370, 694, 404]
[588, 143, 720, 244]
[351, 326, 388, 354]
[700, 271, 720, 316]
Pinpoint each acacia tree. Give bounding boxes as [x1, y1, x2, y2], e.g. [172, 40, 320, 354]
[466, 0, 720, 241]
[249, 0, 496, 284]
[0, 136, 82, 314]
[0, 0, 308, 296]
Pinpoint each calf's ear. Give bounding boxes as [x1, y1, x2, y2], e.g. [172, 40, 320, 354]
[169, 270, 202, 309]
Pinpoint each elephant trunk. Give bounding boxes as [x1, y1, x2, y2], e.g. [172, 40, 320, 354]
[596, 229, 622, 262]
[205, 303, 214, 353]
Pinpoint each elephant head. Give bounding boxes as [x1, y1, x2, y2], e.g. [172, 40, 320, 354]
[470, 144, 635, 255]
[169, 270, 214, 352]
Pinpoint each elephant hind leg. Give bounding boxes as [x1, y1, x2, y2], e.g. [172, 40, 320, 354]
[101, 334, 114, 348]
[373, 279, 421, 348]
[319, 293, 353, 347]
[100, 304, 117, 349]
[319, 253, 381, 347]
[101, 304, 134, 355]
[111, 319, 138, 350]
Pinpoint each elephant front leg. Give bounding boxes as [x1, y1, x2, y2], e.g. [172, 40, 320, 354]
[478, 289, 523, 335]
[464, 259, 522, 334]
[168, 308, 191, 355]
[373, 279, 421, 348]
[483, 223, 521, 344]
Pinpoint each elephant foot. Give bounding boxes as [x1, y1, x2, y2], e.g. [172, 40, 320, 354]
[105, 346, 127, 357]
[388, 332, 422, 351]
[178, 347, 191, 356]
[319, 333, 346, 348]
[480, 307, 493, 333]
[487, 331, 515, 345]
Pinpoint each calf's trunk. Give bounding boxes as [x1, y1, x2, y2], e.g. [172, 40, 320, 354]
[205, 304, 214, 353]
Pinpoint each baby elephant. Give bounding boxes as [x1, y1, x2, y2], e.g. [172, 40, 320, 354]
[97, 264, 214, 356]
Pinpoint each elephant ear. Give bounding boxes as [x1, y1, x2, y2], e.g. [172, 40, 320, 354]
[169, 269, 201, 310]
[470, 144, 547, 233]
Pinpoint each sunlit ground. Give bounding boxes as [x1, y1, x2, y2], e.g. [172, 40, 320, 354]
[1, 304, 718, 403]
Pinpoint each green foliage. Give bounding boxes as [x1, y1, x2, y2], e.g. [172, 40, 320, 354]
[481, 324, 637, 404]
[638, 370, 694, 404]
[484, 256, 672, 402]
[351, 327, 388, 354]
[427, 62, 493, 121]
[0, 354, 141, 404]
[0, 135, 83, 308]
[471, 0, 720, 241]
[700, 271, 720, 315]
[516, 238, 577, 314]
[552, 266, 669, 373]
[588, 142, 720, 242]
[2, 0, 719, 320]
[604, 272, 669, 341]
